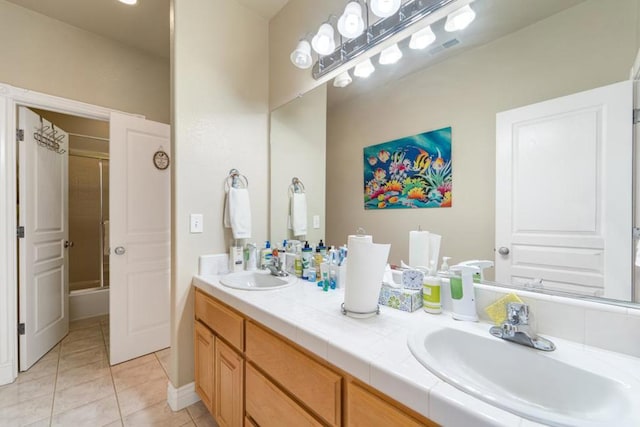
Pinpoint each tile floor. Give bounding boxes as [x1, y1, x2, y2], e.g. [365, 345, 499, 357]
[0, 315, 217, 427]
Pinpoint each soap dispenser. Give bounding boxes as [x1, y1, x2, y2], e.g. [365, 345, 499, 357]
[458, 260, 494, 282]
[448, 264, 481, 321]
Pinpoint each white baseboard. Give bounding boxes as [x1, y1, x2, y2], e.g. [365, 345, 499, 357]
[167, 381, 200, 411]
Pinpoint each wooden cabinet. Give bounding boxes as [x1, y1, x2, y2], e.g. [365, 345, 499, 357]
[194, 289, 438, 427]
[346, 381, 437, 427]
[194, 320, 214, 412]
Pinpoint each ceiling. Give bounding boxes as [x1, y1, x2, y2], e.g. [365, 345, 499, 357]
[6, 0, 290, 59]
[327, 0, 585, 107]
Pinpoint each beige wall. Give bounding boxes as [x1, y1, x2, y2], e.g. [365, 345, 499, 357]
[171, 0, 269, 387]
[0, 0, 169, 123]
[270, 85, 327, 245]
[326, 0, 639, 272]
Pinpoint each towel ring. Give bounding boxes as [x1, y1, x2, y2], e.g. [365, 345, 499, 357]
[288, 177, 305, 196]
[225, 168, 248, 190]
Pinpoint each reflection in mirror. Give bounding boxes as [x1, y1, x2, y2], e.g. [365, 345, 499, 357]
[274, 0, 640, 305]
[270, 85, 327, 247]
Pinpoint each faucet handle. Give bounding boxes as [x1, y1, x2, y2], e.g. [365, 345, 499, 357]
[506, 302, 529, 325]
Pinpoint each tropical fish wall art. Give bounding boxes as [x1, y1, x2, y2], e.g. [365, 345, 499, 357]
[363, 127, 452, 210]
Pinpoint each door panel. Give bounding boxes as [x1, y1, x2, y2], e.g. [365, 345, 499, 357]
[496, 80, 632, 299]
[109, 112, 170, 365]
[18, 107, 69, 371]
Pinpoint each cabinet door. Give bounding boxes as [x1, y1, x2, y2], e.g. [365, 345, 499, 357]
[215, 339, 244, 427]
[194, 321, 215, 412]
[347, 381, 436, 427]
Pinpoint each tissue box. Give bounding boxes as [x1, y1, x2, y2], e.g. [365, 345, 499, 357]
[378, 285, 423, 312]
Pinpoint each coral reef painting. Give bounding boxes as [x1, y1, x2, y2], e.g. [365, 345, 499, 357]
[363, 127, 452, 209]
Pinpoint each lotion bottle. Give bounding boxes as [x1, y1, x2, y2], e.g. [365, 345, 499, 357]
[422, 261, 442, 314]
[448, 264, 481, 321]
[260, 241, 272, 269]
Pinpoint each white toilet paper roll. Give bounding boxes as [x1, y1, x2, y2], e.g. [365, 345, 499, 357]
[347, 234, 373, 246]
[409, 230, 430, 268]
[343, 239, 390, 318]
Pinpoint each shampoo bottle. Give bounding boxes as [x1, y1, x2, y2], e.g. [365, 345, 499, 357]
[448, 264, 481, 321]
[260, 241, 272, 269]
[301, 241, 313, 279]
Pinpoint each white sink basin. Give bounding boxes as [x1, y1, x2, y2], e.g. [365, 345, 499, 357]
[408, 326, 640, 426]
[220, 270, 297, 290]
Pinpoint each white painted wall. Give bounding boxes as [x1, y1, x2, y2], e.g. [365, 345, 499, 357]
[326, 0, 640, 275]
[171, 0, 269, 388]
[270, 85, 327, 246]
[0, 0, 169, 123]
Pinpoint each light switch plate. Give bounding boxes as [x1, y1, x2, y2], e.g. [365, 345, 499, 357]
[190, 214, 203, 233]
[313, 215, 320, 229]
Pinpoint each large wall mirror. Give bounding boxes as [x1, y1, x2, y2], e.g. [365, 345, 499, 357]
[270, 0, 640, 306]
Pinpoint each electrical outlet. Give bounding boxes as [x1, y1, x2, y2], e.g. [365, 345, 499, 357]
[190, 214, 203, 233]
[313, 215, 320, 229]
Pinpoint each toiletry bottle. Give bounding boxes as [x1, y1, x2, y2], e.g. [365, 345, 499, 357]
[437, 256, 453, 312]
[245, 242, 258, 271]
[230, 244, 244, 272]
[422, 261, 442, 314]
[448, 264, 481, 321]
[261, 241, 272, 269]
[301, 241, 313, 279]
[294, 246, 303, 278]
[318, 239, 327, 256]
[314, 246, 324, 280]
[457, 260, 494, 283]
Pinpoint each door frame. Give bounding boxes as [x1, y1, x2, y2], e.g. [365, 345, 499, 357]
[0, 81, 143, 385]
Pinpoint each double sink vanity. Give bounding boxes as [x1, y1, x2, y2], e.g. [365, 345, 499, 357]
[192, 264, 640, 427]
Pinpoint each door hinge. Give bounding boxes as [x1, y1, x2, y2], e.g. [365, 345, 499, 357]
[634, 109, 640, 124]
[16, 129, 24, 141]
[18, 323, 25, 335]
[634, 227, 640, 240]
[16, 226, 24, 238]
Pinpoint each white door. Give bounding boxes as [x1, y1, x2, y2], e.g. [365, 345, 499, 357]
[109, 112, 171, 365]
[496, 80, 632, 299]
[18, 107, 69, 371]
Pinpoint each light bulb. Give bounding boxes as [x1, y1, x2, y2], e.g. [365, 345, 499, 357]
[333, 71, 353, 88]
[445, 4, 476, 32]
[370, 0, 401, 18]
[338, 2, 365, 39]
[290, 40, 312, 69]
[378, 43, 402, 65]
[353, 58, 375, 78]
[311, 23, 336, 55]
[409, 25, 436, 50]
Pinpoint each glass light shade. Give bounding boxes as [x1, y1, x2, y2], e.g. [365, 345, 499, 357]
[370, 0, 401, 18]
[337, 2, 365, 39]
[378, 43, 403, 65]
[118, 0, 137, 4]
[311, 23, 336, 55]
[290, 40, 312, 69]
[333, 71, 353, 88]
[444, 5, 476, 32]
[353, 58, 375, 78]
[409, 25, 436, 50]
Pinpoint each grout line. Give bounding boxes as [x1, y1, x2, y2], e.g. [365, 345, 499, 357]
[102, 323, 125, 426]
[48, 344, 62, 427]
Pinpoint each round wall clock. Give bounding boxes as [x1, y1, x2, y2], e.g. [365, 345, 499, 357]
[153, 150, 170, 170]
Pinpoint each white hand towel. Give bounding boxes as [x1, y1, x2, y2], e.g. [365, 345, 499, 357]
[291, 193, 307, 237]
[223, 193, 231, 228]
[228, 188, 252, 239]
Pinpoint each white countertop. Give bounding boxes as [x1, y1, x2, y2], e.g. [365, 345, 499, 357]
[193, 274, 640, 427]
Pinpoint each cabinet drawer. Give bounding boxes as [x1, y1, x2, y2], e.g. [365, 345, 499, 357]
[346, 381, 437, 427]
[246, 322, 341, 427]
[195, 289, 244, 352]
[246, 363, 322, 427]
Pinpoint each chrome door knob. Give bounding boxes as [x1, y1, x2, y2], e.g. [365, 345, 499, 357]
[498, 247, 510, 255]
[64, 240, 74, 248]
[114, 246, 126, 255]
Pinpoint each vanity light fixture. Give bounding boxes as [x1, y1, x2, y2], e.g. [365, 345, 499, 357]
[290, 40, 313, 69]
[333, 71, 353, 88]
[312, 23, 336, 55]
[370, 0, 402, 18]
[118, 0, 138, 5]
[444, 4, 476, 32]
[354, 58, 375, 78]
[378, 43, 403, 65]
[337, 2, 366, 39]
[409, 25, 436, 49]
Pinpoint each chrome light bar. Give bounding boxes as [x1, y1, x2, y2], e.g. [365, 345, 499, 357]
[312, 0, 457, 79]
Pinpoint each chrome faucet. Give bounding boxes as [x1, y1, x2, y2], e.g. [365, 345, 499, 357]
[489, 303, 555, 351]
[265, 256, 288, 277]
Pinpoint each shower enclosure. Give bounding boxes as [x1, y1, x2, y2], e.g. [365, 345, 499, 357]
[68, 154, 109, 291]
